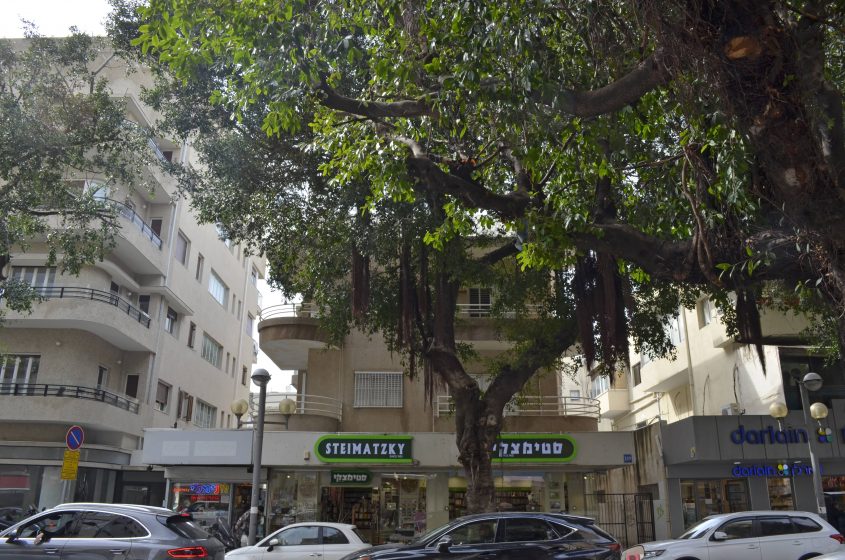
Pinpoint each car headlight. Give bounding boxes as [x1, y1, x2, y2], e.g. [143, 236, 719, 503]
[642, 551, 665, 558]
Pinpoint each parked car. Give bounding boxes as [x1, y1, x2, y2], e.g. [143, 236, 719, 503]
[226, 521, 370, 560]
[637, 510, 844, 560]
[338, 512, 621, 560]
[815, 550, 845, 560]
[0, 502, 225, 559]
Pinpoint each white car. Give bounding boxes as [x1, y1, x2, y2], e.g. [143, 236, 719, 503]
[638, 510, 844, 560]
[226, 522, 371, 560]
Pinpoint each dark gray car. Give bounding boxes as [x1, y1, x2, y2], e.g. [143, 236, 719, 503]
[0, 502, 225, 559]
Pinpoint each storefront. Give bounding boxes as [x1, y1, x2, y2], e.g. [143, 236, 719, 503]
[143, 428, 635, 543]
[660, 409, 845, 537]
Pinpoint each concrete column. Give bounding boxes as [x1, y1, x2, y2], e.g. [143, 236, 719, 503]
[426, 473, 449, 530]
[747, 476, 771, 510]
[666, 478, 684, 538]
[792, 475, 817, 512]
[38, 466, 65, 509]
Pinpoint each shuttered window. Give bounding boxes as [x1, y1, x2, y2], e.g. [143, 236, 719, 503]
[194, 400, 217, 428]
[354, 372, 403, 408]
[208, 270, 228, 306]
[0, 355, 40, 384]
[201, 333, 223, 368]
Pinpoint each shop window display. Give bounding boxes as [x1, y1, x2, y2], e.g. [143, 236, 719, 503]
[171, 482, 231, 530]
[0, 465, 42, 526]
[267, 471, 318, 531]
[767, 477, 795, 510]
[824, 475, 845, 535]
[680, 479, 749, 528]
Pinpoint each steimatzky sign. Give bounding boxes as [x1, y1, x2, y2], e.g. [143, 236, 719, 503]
[315, 435, 413, 464]
[492, 434, 577, 463]
[330, 470, 372, 485]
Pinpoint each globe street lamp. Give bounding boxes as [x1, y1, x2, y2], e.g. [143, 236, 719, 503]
[279, 398, 297, 430]
[248, 368, 271, 545]
[769, 372, 828, 519]
[230, 398, 249, 429]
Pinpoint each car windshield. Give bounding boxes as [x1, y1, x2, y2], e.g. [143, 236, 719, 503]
[678, 517, 722, 539]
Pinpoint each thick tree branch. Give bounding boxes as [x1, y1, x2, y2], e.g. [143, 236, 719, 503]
[535, 51, 668, 118]
[317, 80, 432, 119]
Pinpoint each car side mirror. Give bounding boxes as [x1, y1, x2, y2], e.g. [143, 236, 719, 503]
[267, 538, 280, 551]
[711, 531, 728, 541]
[437, 536, 453, 553]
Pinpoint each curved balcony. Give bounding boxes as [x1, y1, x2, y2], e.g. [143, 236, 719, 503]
[5, 285, 156, 351]
[434, 394, 600, 432]
[0, 382, 142, 436]
[257, 304, 329, 370]
[107, 199, 167, 275]
[250, 391, 342, 432]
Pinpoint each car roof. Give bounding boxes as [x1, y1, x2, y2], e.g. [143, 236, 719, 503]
[51, 503, 176, 516]
[705, 510, 822, 520]
[454, 512, 597, 525]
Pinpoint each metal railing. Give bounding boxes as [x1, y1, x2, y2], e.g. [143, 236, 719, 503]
[31, 286, 151, 328]
[259, 302, 544, 321]
[250, 391, 342, 421]
[435, 394, 600, 418]
[107, 199, 163, 249]
[0, 382, 140, 413]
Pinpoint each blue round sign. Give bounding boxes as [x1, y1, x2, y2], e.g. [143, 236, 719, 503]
[66, 425, 84, 450]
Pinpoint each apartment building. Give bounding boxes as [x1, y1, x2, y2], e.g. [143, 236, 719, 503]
[578, 297, 845, 539]
[0, 49, 264, 519]
[143, 285, 642, 543]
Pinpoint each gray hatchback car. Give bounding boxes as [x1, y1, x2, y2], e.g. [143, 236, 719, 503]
[0, 502, 225, 559]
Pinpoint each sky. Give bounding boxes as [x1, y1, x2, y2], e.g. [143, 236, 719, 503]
[0, 0, 295, 393]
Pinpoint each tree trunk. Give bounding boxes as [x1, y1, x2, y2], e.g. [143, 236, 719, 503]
[452, 387, 502, 513]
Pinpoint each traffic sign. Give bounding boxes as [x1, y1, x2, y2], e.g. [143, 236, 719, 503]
[61, 450, 80, 480]
[66, 425, 84, 450]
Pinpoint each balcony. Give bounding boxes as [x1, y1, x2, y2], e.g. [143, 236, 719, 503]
[257, 304, 329, 370]
[250, 391, 342, 432]
[596, 388, 630, 419]
[107, 199, 167, 275]
[434, 394, 600, 432]
[5, 286, 156, 351]
[0, 382, 142, 436]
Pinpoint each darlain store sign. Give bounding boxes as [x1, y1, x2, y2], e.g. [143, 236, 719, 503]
[315, 435, 414, 464]
[730, 425, 834, 445]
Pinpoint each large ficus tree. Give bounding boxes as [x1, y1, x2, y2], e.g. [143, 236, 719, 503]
[0, 30, 155, 317]
[130, 0, 845, 361]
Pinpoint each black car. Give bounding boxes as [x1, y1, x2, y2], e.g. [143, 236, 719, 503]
[0, 502, 225, 559]
[342, 512, 621, 560]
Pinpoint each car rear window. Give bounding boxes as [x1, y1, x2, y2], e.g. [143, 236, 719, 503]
[792, 517, 822, 533]
[162, 516, 209, 539]
[352, 527, 370, 544]
[759, 517, 794, 537]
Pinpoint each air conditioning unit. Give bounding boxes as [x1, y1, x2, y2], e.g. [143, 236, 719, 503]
[721, 402, 743, 416]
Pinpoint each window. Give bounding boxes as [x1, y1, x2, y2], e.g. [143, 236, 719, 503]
[16, 511, 77, 538]
[277, 525, 320, 546]
[231, 356, 237, 377]
[445, 519, 497, 545]
[208, 270, 229, 306]
[164, 307, 178, 335]
[758, 517, 794, 537]
[469, 287, 492, 317]
[97, 366, 109, 389]
[195, 253, 204, 282]
[10, 266, 56, 288]
[569, 389, 581, 400]
[250, 266, 259, 286]
[322, 527, 349, 544]
[125, 374, 139, 399]
[354, 372, 403, 407]
[501, 518, 554, 542]
[155, 382, 171, 412]
[668, 313, 684, 346]
[76, 511, 148, 538]
[150, 218, 163, 237]
[138, 295, 150, 315]
[226, 352, 231, 373]
[201, 334, 223, 368]
[232, 293, 237, 314]
[237, 299, 243, 318]
[194, 400, 217, 428]
[177, 390, 194, 421]
[187, 322, 197, 348]
[698, 298, 713, 327]
[242, 366, 248, 386]
[588, 375, 610, 399]
[716, 518, 755, 540]
[632, 363, 642, 386]
[0, 354, 40, 384]
[792, 517, 822, 533]
[175, 231, 190, 266]
[246, 313, 255, 336]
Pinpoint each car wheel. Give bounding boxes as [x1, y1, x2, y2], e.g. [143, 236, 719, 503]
[798, 554, 821, 560]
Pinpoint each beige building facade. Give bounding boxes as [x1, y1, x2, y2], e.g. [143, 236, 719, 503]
[0, 50, 264, 518]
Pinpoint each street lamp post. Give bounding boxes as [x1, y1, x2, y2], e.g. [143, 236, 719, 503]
[769, 372, 828, 520]
[248, 368, 271, 546]
[230, 398, 249, 429]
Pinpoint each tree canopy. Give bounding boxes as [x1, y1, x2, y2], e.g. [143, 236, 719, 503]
[0, 30, 155, 317]
[130, 0, 845, 362]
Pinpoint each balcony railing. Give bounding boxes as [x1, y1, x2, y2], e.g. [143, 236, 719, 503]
[0, 383, 140, 413]
[106, 199, 163, 249]
[250, 391, 342, 421]
[435, 395, 600, 418]
[259, 303, 544, 321]
[31, 286, 151, 328]
[258, 303, 320, 320]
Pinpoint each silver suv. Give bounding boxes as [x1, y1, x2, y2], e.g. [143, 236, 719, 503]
[0, 502, 225, 559]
